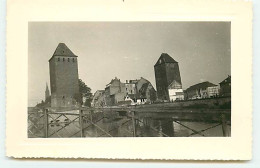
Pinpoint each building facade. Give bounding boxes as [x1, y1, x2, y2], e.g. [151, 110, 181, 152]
[138, 82, 157, 103]
[91, 90, 106, 107]
[154, 53, 182, 101]
[104, 77, 126, 106]
[185, 81, 219, 100]
[125, 80, 137, 95]
[219, 75, 231, 97]
[49, 43, 80, 107]
[168, 80, 184, 102]
[123, 77, 157, 105]
[103, 77, 157, 106]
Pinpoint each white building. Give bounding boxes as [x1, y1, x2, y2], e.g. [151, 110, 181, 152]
[168, 80, 184, 102]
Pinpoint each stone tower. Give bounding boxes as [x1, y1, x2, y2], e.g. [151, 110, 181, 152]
[49, 43, 80, 107]
[154, 53, 182, 101]
[45, 83, 50, 101]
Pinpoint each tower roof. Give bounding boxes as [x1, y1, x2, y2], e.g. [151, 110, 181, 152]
[154, 53, 178, 66]
[49, 43, 77, 61]
[53, 43, 77, 57]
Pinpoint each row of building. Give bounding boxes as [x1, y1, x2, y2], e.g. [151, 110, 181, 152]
[91, 52, 231, 107]
[45, 43, 231, 108]
[184, 75, 231, 100]
[91, 77, 157, 107]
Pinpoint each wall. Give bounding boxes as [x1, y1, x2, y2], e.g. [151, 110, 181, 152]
[49, 56, 79, 107]
[154, 63, 168, 100]
[220, 82, 231, 96]
[165, 63, 182, 86]
[169, 88, 184, 101]
[125, 83, 136, 94]
[154, 62, 182, 101]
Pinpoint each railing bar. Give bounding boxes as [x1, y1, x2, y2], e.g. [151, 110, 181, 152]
[188, 123, 222, 137]
[130, 115, 170, 137]
[174, 121, 205, 137]
[48, 117, 79, 137]
[97, 119, 132, 137]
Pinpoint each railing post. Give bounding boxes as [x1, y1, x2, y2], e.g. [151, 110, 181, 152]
[79, 110, 84, 137]
[90, 109, 93, 122]
[44, 109, 49, 138]
[221, 114, 229, 137]
[131, 111, 136, 137]
[158, 120, 163, 137]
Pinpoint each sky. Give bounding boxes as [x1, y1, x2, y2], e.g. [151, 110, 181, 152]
[28, 22, 231, 106]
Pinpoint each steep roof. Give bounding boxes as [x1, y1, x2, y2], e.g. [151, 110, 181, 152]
[53, 43, 77, 57]
[139, 83, 149, 96]
[154, 53, 178, 66]
[220, 75, 231, 84]
[168, 80, 182, 89]
[49, 43, 77, 61]
[186, 81, 217, 92]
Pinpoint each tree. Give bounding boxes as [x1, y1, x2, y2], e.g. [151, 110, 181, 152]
[78, 79, 93, 107]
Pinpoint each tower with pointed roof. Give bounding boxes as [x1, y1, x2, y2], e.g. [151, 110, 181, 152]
[154, 53, 182, 101]
[45, 83, 50, 101]
[49, 43, 80, 107]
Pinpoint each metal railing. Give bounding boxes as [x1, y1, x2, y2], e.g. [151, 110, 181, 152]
[28, 107, 231, 138]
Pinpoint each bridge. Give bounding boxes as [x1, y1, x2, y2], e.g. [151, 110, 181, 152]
[28, 97, 231, 138]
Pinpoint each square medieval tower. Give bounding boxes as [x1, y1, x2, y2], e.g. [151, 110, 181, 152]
[154, 53, 182, 101]
[49, 43, 80, 107]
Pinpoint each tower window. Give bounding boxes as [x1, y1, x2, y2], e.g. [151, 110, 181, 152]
[68, 58, 70, 62]
[63, 58, 65, 62]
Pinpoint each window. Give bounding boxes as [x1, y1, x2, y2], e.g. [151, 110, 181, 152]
[63, 58, 65, 62]
[68, 58, 70, 62]
[73, 58, 75, 62]
[58, 57, 60, 61]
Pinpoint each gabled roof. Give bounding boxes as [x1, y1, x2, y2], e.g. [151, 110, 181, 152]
[186, 81, 217, 92]
[220, 75, 231, 84]
[49, 43, 77, 61]
[108, 77, 121, 85]
[168, 80, 182, 89]
[154, 53, 178, 66]
[139, 83, 149, 97]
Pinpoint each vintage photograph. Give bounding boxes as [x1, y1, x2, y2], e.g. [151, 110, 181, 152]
[28, 22, 231, 138]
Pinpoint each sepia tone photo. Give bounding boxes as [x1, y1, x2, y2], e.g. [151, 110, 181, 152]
[28, 22, 231, 138]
